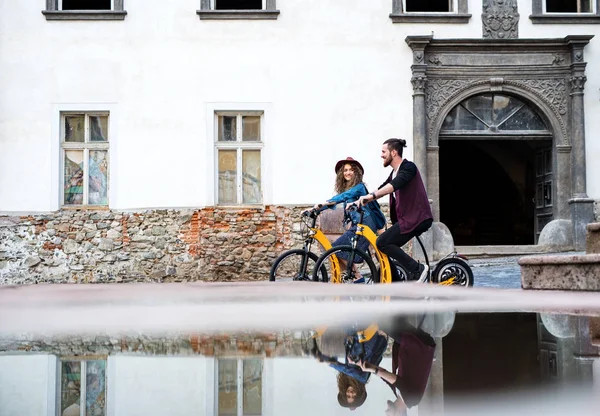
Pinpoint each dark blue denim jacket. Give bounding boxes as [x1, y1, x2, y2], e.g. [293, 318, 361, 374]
[326, 183, 376, 227]
[328, 332, 389, 384]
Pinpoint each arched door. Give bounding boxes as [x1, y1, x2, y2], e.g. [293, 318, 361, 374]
[438, 93, 552, 245]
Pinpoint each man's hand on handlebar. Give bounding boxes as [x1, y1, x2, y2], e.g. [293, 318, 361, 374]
[356, 194, 374, 207]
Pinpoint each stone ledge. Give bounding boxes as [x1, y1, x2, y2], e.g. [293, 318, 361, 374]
[197, 10, 280, 20]
[519, 253, 600, 291]
[42, 10, 127, 20]
[390, 13, 471, 23]
[530, 14, 600, 24]
[587, 222, 600, 254]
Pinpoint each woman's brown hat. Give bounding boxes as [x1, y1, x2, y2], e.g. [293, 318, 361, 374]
[335, 157, 364, 175]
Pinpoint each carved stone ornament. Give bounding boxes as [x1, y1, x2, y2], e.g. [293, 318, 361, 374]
[482, 0, 519, 39]
[429, 55, 442, 66]
[570, 76, 587, 91]
[425, 79, 473, 142]
[411, 75, 427, 92]
[507, 79, 569, 143]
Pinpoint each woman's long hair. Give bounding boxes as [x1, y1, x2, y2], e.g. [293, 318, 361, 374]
[337, 373, 367, 408]
[334, 162, 363, 194]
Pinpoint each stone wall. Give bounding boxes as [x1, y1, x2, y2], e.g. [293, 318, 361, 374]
[0, 332, 299, 358]
[0, 204, 397, 284]
[0, 207, 311, 284]
[0, 331, 393, 358]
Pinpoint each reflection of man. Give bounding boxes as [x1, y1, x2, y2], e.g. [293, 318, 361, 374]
[350, 318, 436, 415]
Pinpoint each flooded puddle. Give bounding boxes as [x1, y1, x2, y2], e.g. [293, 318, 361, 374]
[1, 283, 599, 415]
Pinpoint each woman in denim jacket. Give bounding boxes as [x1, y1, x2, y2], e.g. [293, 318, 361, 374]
[315, 327, 389, 410]
[314, 157, 379, 282]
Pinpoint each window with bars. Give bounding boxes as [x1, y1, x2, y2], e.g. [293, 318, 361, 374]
[43, 0, 126, 20]
[59, 359, 107, 416]
[215, 112, 263, 206]
[217, 358, 263, 416]
[390, 0, 470, 22]
[60, 0, 112, 10]
[61, 113, 109, 207]
[197, 0, 279, 19]
[405, 0, 454, 12]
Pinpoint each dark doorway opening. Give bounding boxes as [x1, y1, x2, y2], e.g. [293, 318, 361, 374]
[443, 313, 542, 403]
[440, 139, 551, 245]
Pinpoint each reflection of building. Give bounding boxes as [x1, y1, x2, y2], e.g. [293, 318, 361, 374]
[0, 332, 394, 415]
[1, 1, 600, 281]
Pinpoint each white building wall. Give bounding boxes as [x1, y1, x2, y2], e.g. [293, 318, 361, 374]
[107, 355, 207, 416]
[0, 354, 57, 416]
[0, 0, 599, 212]
[266, 357, 416, 416]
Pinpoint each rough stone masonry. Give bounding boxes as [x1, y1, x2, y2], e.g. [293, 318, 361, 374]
[0, 207, 313, 284]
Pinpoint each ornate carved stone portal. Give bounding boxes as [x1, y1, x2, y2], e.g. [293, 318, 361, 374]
[406, 35, 594, 250]
[482, 0, 519, 39]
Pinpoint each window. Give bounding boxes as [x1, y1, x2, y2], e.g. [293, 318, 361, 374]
[531, 0, 600, 23]
[546, 0, 593, 13]
[440, 94, 550, 135]
[215, 0, 263, 9]
[62, 0, 111, 10]
[59, 359, 107, 416]
[217, 358, 263, 416]
[390, 0, 470, 22]
[406, 0, 453, 12]
[215, 112, 263, 205]
[61, 113, 109, 207]
[43, 0, 127, 20]
[197, 0, 279, 20]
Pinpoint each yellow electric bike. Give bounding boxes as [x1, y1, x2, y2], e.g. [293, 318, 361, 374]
[312, 205, 474, 286]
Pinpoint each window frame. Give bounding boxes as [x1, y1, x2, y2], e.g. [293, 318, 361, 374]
[197, 0, 280, 20]
[390, 0, 471, 23]
[57, 357, 108, 416]
[42, 0, 127, 20]
[215, 357, 264, 416]
[214, 111, 264, 207]
[530, 0, 600, 23]
[60, 112, 110, 209]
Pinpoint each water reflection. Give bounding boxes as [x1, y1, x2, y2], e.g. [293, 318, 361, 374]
[0, 312, 598, 415]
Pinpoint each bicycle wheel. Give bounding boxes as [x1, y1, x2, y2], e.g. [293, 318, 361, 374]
[431, 257, 474, 287]
[313, 246, 377, 284]
[269, 249, 327, 282]
[389, 258, 410, 283]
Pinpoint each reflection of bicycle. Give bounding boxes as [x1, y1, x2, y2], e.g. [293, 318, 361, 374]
[269, 207, 336, 282]
[312, 205, 474, 286]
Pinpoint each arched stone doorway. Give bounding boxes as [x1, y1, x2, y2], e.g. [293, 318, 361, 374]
[406, 35, 595, 251]
[438, 93, 552, 245]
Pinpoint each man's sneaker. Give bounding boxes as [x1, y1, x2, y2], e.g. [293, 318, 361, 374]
[415, 263, 429, 283]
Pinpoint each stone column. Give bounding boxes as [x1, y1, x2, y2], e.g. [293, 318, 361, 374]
[406, 36, 433, 260]
[556, 145, 572, 220]
[406, 36, 432, 188]
[567, 36, 595, 250]
[427, 146, 440, 220]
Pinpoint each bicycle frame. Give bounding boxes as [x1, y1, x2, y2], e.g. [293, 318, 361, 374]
[301, 209, 341, 282]
[352, 223, 394, 284]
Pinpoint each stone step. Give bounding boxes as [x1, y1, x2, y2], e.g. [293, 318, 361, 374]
[519, 253, 600, 291]
[586, 223, 600, 254]
[456, 245, 548, 258]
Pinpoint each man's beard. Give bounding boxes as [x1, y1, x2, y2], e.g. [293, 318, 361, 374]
[383, 155, 392, 167]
